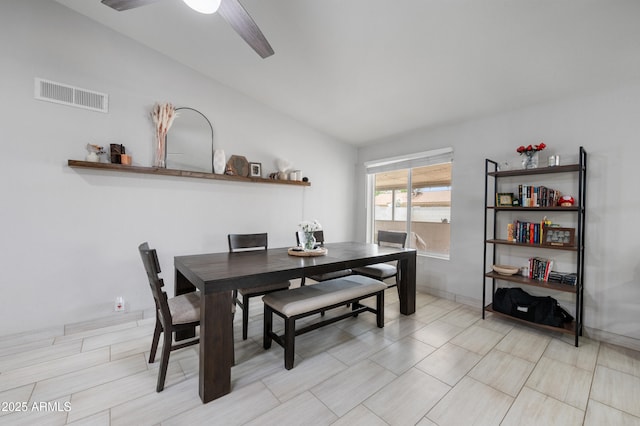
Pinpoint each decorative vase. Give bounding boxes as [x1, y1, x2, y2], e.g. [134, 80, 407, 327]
[522, 151, 539, 169]
[213, 149, 226, 174]
[154, 133, 166, 168]
[303, 232, 316, 251]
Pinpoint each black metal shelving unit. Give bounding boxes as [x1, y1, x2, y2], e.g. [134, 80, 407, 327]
[482, 147, 587, 346]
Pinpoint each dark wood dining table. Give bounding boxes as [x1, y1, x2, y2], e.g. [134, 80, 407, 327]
[174, 241, 417, 403]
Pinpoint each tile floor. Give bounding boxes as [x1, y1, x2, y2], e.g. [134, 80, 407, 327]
[1, 286, 639, 426]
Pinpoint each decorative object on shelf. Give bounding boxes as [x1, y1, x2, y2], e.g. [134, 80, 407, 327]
[276, 158, 292, 179]
[86, 144, 105, 162]
[213, 149, 226, 174]
[289, 170, 301, 181]
[110, 143, 124, 164]
[299, 219, 322, 251]
[496, 193, 514, 207]
[167, 107, 214, 173]
[226, 155, 249, 176]
[497, 161, 510, 171]
[517, 142, 546, 169]
[491, 265, 519, 276]
[120, 154, 132, 165]
[151, 102, 177, 168]
[548, 155, 560, 167]
[558, 195, 575, 207]
[249, 162, 262, 177]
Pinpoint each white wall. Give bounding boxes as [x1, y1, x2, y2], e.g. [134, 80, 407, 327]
[357, 83, 640, 349]
[0, 0, 356, 336]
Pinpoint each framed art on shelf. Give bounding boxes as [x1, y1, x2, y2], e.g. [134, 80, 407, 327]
[496, 193, 514, 207]
[249, 162, 262, 177]
[542, 226, 576, 247]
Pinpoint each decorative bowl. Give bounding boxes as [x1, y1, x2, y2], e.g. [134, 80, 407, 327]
[492, 264, 520, 276]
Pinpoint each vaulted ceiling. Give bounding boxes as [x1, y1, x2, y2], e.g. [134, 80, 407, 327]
[56, 0, 640, 145]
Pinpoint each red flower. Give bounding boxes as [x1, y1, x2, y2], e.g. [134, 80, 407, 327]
[517, 141, 546, 154]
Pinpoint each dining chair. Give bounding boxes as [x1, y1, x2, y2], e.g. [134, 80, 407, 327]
[228, 233, 291, 340]
[295, 230, 352, 286]
[138, 242, 202, 392]
[352, 230, 407, 287]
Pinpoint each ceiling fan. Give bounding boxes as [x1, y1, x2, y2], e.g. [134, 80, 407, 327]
[100, 0, 274, 58]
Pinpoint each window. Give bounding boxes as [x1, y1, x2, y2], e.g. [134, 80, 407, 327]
[366, 148, 452, 259]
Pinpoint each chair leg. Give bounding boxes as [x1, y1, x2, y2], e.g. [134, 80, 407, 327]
[263, 305, 273, 349]
[156, 332, 171, 392]
[149, 319, 162, 363]
[284, 318, 295, 370]
[242, 294, 250, 340]
[376, 291, 385, 328]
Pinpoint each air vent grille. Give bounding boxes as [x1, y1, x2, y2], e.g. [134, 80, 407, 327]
[34, 78, 108, 113]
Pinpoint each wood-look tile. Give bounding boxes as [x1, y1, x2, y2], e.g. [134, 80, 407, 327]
[450, 324, 505, 355]
[412, 304, 450, 324]
[526, 356, 592, 410]
[331, 405, 387, 426]
[0, 384, 34, 418]
[370, 336, 436, 375]
[411, 319, 464, 348]
[311, 359, 397, 417]
[244, 391, 338, 426]
[262, 352, 348, 402]
[439, 306, 482, 329]
[502, 386, 584, 426]
[327, 330, 393, 366]
[372, 316, 427, 342]
[31, 354, 148, 403]
[0, 340, 82, 373]
[0, 347, 110, 393]
[292, 325, 356, 360]
[544, 337, 599, 371]
[81, 324, 155, 352]
[54, 322, 139, 345]
[496, 327, 551, 363]
[597, 343, 640, 377]
[416, 342, 482, 386]
[230, 346, 285, 390]
[476, 313, 515, 334]
[0, 327, 61, 350]
[584, 399, 640, 426]
[0, 395, 70, 426]
[364, 368, 450, 426]
[110, 378, 201, 426]
[415, 417, 438, 426]
[67, 363, 184, 423]
[427, 376, 513, 426]
[64, 311, 143, 335]
[0, 337, 55, 358]
[468, 349, 535, 397]
[66, 410, 110, 426]
[590, 365, 640, 417]
[162, 381, 280, 426]
[110, 335, 153, 361]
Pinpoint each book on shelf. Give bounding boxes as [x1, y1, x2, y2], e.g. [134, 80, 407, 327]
[548, 271, 577, 285]
[528, 257, 553, 281]
[511, 220, 548, 245]
[517, 184, 562, 207]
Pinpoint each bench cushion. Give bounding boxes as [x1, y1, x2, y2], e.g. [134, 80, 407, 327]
[263, 275, 386, 317]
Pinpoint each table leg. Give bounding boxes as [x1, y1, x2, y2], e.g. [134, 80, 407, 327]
[398, 253, 416, 315]
[199, 290, 234, 403]
[175, 269, 196, 341]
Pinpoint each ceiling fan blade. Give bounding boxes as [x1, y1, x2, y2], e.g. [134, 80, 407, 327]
[218, 0, 274, 58]
[101, 0, 162, 12]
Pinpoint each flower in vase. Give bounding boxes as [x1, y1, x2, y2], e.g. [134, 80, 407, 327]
[517, 142, 546, 155]
[299, 219, 322, 233]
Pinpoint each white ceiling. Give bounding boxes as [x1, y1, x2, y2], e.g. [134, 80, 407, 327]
[55, 0, 640, 145]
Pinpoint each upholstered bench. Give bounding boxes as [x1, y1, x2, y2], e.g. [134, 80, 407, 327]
[262, 275, 386, 370]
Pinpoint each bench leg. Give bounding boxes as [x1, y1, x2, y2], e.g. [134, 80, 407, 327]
[376, 291, 385, 328]
[284, 318, 295, 370]
[263, 306, 273, 349]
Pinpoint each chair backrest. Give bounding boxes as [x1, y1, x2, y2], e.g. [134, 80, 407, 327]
[295, 230, 325, 246]
[228, 233, 268, 252]
[138, 242, 172, 325]
[377, 230, 407, 248]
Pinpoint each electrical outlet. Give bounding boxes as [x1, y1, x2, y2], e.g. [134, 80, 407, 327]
[115, 296, 125, 312]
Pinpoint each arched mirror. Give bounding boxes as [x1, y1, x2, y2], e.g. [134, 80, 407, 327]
[166, 107, 213, 172]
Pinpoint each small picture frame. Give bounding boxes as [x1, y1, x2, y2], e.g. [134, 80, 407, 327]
[542, 226, 576, 247]
[249, 162, 262, 177]
[496, 193, 514, 207]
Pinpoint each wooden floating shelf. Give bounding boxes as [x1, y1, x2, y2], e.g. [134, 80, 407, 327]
[67, 160, 311, 187]
[486, 239, 578, 251]
[484, 271, 577, 293]
[488, 164, 580, 177]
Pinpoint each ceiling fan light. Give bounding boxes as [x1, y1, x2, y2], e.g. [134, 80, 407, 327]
[182, 0, 222, 14]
